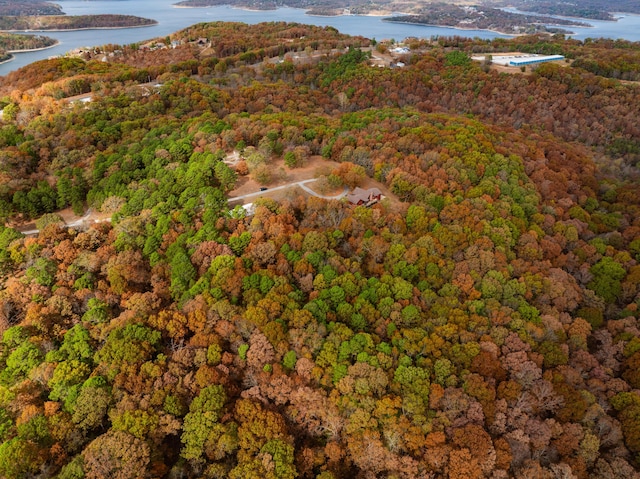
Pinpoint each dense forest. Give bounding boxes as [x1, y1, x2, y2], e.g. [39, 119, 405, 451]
[0, 20, 639, 479]
[0, 14, 157, 32]
[0, 31, 56, 52]
[0, 32, 57, 64]
[0, 1, 62, 17]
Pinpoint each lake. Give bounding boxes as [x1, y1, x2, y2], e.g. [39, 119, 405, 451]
[1, 0, 639, 76]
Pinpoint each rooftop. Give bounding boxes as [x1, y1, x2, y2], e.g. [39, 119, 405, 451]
[471, 53, 565, 67]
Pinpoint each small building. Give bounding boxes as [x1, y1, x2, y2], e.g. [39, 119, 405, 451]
[471, 53, 565, 67]
[241, 203, 255, 216]
[347, 187, 382, 206]
[508, 54, 564, 67]
[228, 203, 254, 218]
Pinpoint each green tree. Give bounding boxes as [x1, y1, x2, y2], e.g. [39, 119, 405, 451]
[588, 257, 626, 303]
[94, 324, 161, 380]
[57, 455, 85, 479]
[0, 334, 43, 386]
[25, 257, 57, 287]
[445, 50, 472, 67]
[181, 384, 227, 463]
[0, 407, 13, 442]
[169, 246, 197, 301]
[0, 438, 40, 479]
[46, 324, 93, 363]
[260, 440, 297, 479]
[0, 226, 22, 272]
[282, 350, 297, 370]
[214, 161, 237, 192]
[48, 359, 91, 403]
[35, 212, 64, 231]
[111, 409, 159, 440]
[72, 382, 111, 431]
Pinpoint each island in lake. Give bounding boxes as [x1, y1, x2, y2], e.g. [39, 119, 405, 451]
[0, 14, 157, 32]
[0, 14, 157, 64]
[174, 0, 640, 34]
[0, 32, 57, 63]
[491, 0, 640, 21]
[173, 0, 592, 35]
[0, 1, 63, 16]
[384, 4, 590, 36]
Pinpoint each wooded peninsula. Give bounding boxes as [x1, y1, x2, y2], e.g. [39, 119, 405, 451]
[174, 0, 640, 17]
[0, 32, 56, 63]
[0, 19, 639, 479]
[0, 1, 63, 17]
[384, 4, 590, 36]
[0, 14, 157, 32]
[492, 0, 640, 21]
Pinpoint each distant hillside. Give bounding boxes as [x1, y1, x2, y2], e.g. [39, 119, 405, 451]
[174, 0, 425, 14]
[384, 4, 590, 35]
[0, 0, 63, 16]
[0, 14, 157, 31]
[491, 0, 640, 21]
[0, 31, 55, 49]
[173, 0, 640, 19]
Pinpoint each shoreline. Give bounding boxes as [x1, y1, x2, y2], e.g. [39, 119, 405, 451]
[0, 21, 157, 33]
[173, 4, 394, 17]
[0, 39, 60, 65]
[501, 5, 615, 23]
[381, 18, 580, 36]
[381, 19, 519, 37]
[8, 40, 60, 53]
[306, 11, 394, 18]
[168, 4, 563, 37]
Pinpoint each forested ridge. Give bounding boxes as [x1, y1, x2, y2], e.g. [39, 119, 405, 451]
[384, 4, 589, 36]
[173, 0, 640, 19]
[0, 21, 639, 479]
[0, 1, 63, 17]
[0, 14, 157, 31]
[0, 32, 56, 64]
[492, 0, 640, 21]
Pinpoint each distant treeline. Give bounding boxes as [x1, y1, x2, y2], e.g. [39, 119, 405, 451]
[0, 0, 63, 16]
[0, 14, 157, 31]
[0, 32, 55, 51]
[499, 0, 640, 21]
[384, 4, 590, 35]
[175, 0, 393, 14]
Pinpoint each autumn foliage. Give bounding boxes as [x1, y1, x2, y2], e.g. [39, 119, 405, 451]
[0, 21, 639, 479]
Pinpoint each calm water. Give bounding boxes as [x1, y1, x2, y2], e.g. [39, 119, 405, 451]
[1, 0, 639, 76]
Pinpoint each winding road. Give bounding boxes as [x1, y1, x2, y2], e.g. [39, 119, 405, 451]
[17, 179, 348, 236]
[228, 179, 348, 202]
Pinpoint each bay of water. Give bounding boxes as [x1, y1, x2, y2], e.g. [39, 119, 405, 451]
[1, 0, 639, 77]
